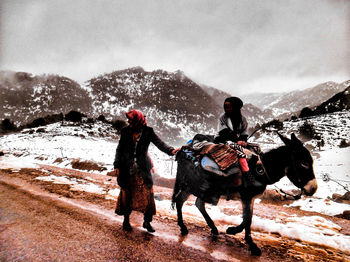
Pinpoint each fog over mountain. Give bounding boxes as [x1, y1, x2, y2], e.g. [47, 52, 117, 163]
[1, 0, 349, 95]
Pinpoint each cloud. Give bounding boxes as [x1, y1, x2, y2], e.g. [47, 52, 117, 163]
[0, 0, 349, 94]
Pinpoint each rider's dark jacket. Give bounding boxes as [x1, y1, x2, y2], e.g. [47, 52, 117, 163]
[214, 113, 248, 143]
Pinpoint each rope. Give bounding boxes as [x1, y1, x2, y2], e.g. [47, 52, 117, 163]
[274, 186, 302, 200]
[322, 173, 350, 192]
[248, 126, 263, 140]
[171, 157, 173, 177]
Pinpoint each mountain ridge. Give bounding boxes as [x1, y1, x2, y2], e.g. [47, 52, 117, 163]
[241, 80, 349, 118]
[1, 68, 349, 143]
[0, 71, 92, 125]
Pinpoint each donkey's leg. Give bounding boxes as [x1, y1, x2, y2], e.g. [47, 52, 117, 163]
[226, 195, 244, 235]
[176, 191, 190, 235]
[241, 199, 261, 256]
[195, 198, 218, 235]
[226, 221, 244, 235]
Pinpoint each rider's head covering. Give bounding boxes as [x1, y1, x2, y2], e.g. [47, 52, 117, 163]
[224, 97, 243, 110]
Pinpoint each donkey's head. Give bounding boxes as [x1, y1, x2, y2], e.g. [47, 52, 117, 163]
[278, 133, 317, 196]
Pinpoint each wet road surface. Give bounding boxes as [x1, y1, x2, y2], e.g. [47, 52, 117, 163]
[0, 181, 223, 261]
[0, 167, 349, 261]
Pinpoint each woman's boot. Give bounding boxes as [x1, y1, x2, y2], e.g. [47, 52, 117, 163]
[122, 215, 132, 231]
[142, 221, 155, 233]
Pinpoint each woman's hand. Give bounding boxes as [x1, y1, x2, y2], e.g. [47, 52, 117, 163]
[172, 148, 181, 155]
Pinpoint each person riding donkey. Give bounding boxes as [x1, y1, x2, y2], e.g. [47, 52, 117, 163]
[214, 96, 262, 187]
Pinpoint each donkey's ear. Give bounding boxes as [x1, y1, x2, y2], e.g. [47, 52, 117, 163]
[291, 133, 303, 147]
[277, 132, 292, 146]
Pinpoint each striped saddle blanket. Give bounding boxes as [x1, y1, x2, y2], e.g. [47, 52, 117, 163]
[200, 143, 238, 171]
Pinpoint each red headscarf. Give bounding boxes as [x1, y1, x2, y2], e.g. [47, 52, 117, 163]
[125, 109, 147, 129]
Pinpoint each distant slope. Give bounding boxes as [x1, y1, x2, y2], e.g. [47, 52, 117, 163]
[315, 84, 350, 113]
[299, 85, 350, 118]
[251, 110, 350, 151]
[0, 71, 92, 125]
[241, 81, 349, 118]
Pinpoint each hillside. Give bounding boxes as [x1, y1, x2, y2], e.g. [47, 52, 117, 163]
[241, 80, 349, 118]
[251, 111, 350, 151]
[298, 85, 350, 118]
[0, 71, 92, 125]
[86, 67, 220, 144]
[313, 85, 350, 113]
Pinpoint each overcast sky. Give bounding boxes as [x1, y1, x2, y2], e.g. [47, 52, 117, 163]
[1, 0, 349, 95]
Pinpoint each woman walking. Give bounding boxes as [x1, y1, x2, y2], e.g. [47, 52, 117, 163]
[113, 109, 178, 232]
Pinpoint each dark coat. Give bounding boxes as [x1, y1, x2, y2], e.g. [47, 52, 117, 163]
[113, 125, 174, 188]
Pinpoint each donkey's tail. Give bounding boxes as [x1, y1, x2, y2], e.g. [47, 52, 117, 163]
[171, 148, 190, 209]
[171, 148, 185, 209]
[171, 181, 181, 210]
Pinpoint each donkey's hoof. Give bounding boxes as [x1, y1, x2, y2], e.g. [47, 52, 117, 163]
[122, 222, 132, 232]
[181, 227, 188, 235]
[226, 226, 241, 235]
[211, 228, 219, 235]
[249, 244, 262, 256]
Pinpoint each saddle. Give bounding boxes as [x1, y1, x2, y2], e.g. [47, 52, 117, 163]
[183, 134, 263, 186]
[200, 143, 238, 171]
[200, 155, 241, 177]
[182, 144, 241, 178]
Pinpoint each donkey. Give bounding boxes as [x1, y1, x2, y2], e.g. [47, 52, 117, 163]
[171, 133, 317, 256]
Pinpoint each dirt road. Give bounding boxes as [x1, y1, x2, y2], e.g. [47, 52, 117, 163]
[0, 166, 349, 261]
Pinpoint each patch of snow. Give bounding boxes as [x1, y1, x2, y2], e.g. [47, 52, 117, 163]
[287, 198, 349, 216]
[0, 155, 38, 169]
[36, 174, 106, 195]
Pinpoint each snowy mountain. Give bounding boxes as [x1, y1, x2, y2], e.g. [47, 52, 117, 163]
[241, 80, 349, 119]
[1, 68, 349, 144]
[86, 67, 220, 144]
[0, 71, 92, 125]
[0, 69, 220, 144]
[313, 85, 350, 113]
[298, 85, 350, 119]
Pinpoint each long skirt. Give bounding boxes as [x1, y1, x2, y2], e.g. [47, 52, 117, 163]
[115, 164, 156, 221]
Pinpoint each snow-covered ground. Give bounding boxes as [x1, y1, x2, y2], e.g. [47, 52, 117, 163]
[0, 113, 350, 253]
